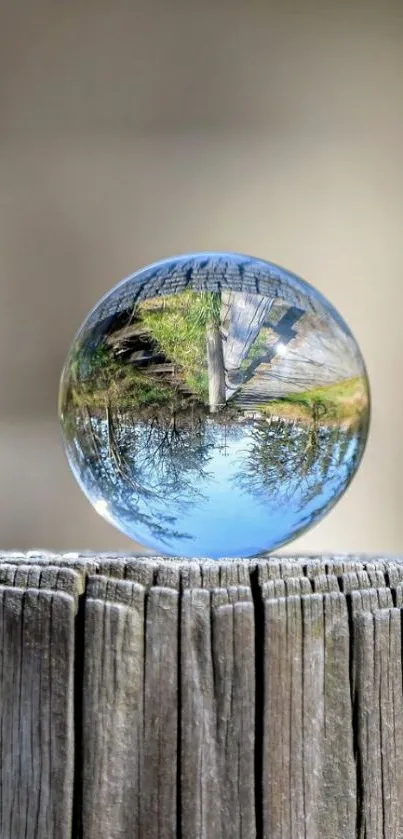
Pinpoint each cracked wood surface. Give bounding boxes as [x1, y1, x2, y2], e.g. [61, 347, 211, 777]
[0, 553, 403, 838]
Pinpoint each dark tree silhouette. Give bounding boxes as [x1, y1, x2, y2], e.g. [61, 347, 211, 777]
[62, 406, 196, 545]
[232, 416, 363, 519]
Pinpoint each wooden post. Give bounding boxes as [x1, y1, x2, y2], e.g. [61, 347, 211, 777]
[206, 324, 226, 412]
[1, 553, 403, 838]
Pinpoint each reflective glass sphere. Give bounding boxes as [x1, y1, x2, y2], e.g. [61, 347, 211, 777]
[59, 252, 370, 558]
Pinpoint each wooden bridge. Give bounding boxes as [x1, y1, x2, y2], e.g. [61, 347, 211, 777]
[221, 291, 360, 410]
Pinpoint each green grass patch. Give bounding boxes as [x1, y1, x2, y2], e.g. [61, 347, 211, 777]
[65, 291, 223, 410]
[257, 376, 368, 424]
[138, 291, 220, 398]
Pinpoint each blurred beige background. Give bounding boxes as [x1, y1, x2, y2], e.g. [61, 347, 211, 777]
[0, 0, 402, 554]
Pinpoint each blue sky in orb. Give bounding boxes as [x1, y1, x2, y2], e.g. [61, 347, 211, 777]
[106, 428, 359, 559]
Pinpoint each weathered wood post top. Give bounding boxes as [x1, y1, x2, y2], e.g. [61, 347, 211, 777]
[1, 551, 403, 839]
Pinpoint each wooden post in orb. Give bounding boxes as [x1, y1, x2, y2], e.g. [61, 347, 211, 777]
[0, 552, 403, 839]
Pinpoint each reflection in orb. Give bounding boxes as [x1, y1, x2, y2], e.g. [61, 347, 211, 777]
[59, 252, 370, 558]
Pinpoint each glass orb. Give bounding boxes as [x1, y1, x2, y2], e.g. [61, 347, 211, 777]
[59, 252, 370, 559]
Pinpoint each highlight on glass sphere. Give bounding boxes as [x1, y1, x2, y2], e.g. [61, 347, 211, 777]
[59, 252, 370, 559]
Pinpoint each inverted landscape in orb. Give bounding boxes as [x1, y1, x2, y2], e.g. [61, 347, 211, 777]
[59, 253, 370, 558]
